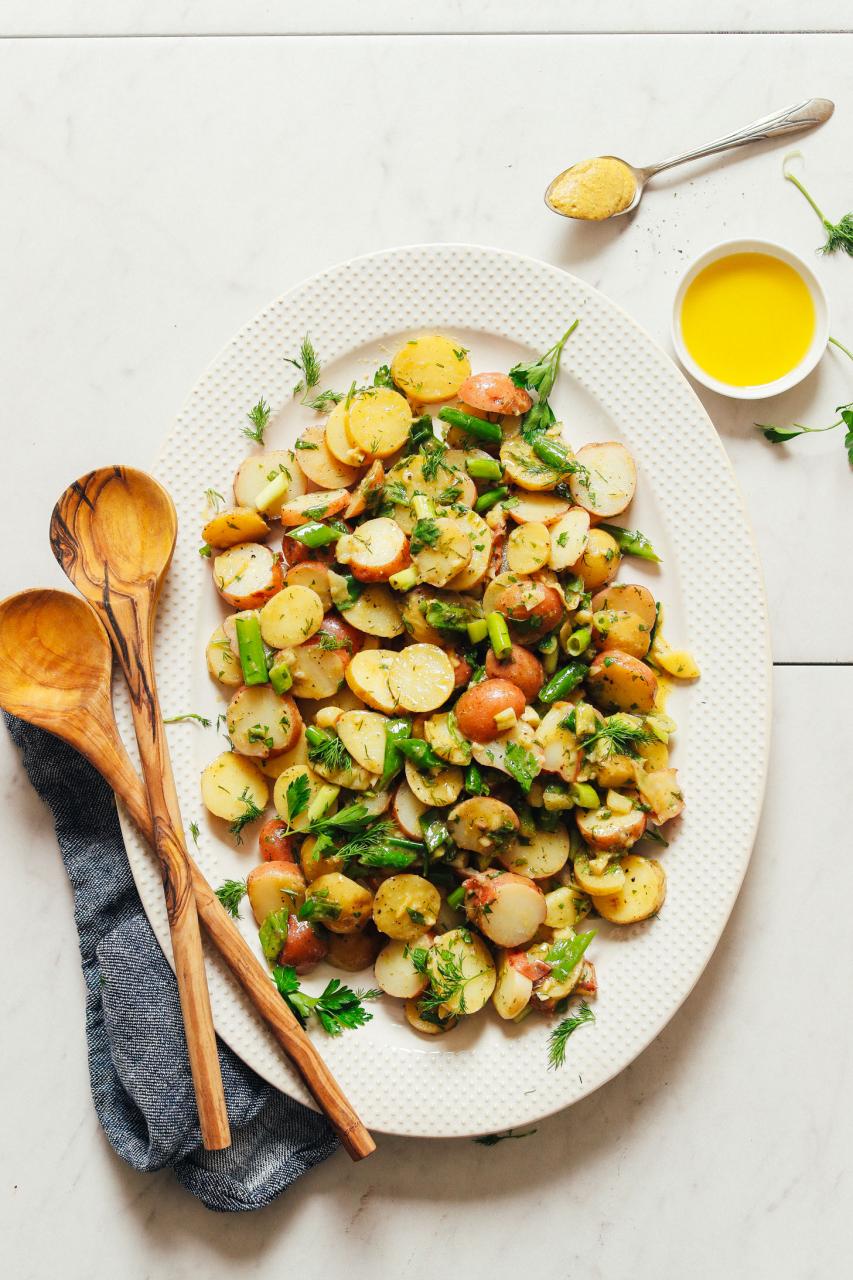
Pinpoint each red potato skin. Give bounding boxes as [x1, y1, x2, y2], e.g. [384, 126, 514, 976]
[281, 533, 334, 567]
[459, 372, 533, 416]
[258, 819, 298, 864]
[587, 649, 658, 713]
[449, 649, 473, 690]
[454, 678, 527, 742]
[218, 556, 284, 609]
[485, 644, 544, 701]
[348, 539, 411, 584]
[308, 613, 364, 665]
[277, 916, 329, 974]
[463, 870, 540, 927]
[495, 582, 564, 642]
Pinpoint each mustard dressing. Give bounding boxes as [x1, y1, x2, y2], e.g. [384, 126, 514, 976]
[548, 157, 637, 221]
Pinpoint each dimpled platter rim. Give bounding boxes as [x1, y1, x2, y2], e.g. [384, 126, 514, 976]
[112, 244, 771, 1137]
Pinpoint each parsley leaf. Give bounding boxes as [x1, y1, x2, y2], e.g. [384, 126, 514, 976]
[285, 774, 311, 823]
[272, 965, 381, 1035]
[504, 741, 541, 793]
[410, 518, 440, 555]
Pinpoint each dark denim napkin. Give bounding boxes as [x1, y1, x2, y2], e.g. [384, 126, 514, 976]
[5, 713, 338, 1211]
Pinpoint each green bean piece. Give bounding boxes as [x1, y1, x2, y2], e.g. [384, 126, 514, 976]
[486, 611, 512, 660]
[419, 811, 451, 857]
[474, 485, 509, 515]
[397, 738, 444, 771]
[437, 406, 503, 444]
[288, 520, 344, 548]
[531, 435, 579, 474]
[268, 658, 293, 694]
[466, 618, 488, 644]
[598, 523, 661, 563]
[466, 456, 504, 481]
[378, 717, 413, 791]
[258, 909, 289, 963]
[538, 660, 589, 704]
[464, 763, 490, 796]
[566, 626, 592, 658]
[446, 885, 466, 910]
[234, 615, 269, 686]
[386, 836, 427, 853]
[570, 782, 600, 809]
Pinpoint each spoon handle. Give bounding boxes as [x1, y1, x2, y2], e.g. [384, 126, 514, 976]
[85, 719, 375, 1159]
[643, 97, 834, 178]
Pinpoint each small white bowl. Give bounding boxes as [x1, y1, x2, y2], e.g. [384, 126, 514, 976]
[671, 238, 829, 400]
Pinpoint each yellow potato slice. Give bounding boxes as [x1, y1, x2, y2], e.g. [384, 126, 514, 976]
[259, 585, 324, 648]
[592, 582, 657, 630]
[285, 561, 332, 610]
[200, 751, 269, 823]
[506, 491, 572, 525]
[427, 927, 495, 1015]
[260, 728, 309, 778]
[273, 764, 334, 832]
[549, 507, 591, 571]
[202, 506, 270, 548]
[345, 648, 399, 712]
[501, 433, 575, 492]
[341, 584, 404, 638]
[375, 938, 430, 999]
[205, 624, 242, 686]
[345, 387, 413, 458]
[373, 875, 441, 941]
[404, 758, 464, 806]
[423, 712, 472, 766]
[445, 510, 493, 590]
[388, 643, 455, 712]
[498, 826, 571, 879]
[324, 401, 367, 467]
[293, 424, 360, 489]
[233, 450, 306, 509]
[390, 335, 471, 403]
[412, 517, 472, 587]
[385, 449, 476, 532]
[569, 441, 637, 517]
[595, 854, 666, 923]
[336, 709, 389, 774]
[507, 521, 550, 574]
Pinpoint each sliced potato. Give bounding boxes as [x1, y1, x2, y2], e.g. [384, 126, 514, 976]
[594, 854, 666, 924]
[260, 728, 309, 778]
[391, 780, 429, 838]
[587, 650, 658, 714]
[200, 751, 269, 823]
[324, 401, 368, 467]
[345, 387, 412, 458]
[202, 506, 270, 548]
[447, 796, 519, 854]
[576, 806, 647, 852]
[574, 527, 621, 591]
[390, 335, 471, 403]
[506, 520, 550, 574]
[404, 758, 464, 807]
[388, 644, 455, 713]
[288, 642, 347, 700]
[573, 853, 626, 897]
[501, 432, 575, 491]
[234, 450, 306, 510]
[492, 950, 534, 1020]
[412, 518, 471, 587]
[544, 886, 584, 930]
[246, 861, 306, 925]
[637, 767, 684, 824]
[280, 488, 350, 526]
[427, 927, 495, 1015]
[299, 834, 345, 882]
[444, 510, 493, 590]
[345, 647, 398, 712]
[259, 585, 325, 649]
[405, 998, 457, 1035]
[386, 451, 476, 532]
[340, 584, 404, 638]
[591, 582, 657, 630]
[549, 507, 591, 571]
[273, 764, 333, 832]
[423, 712, 472, 766]
[305, 872, 373, 934]
[325, 927, 383, 972]
[400, 586, 444, 643]
[506, 491, 572, 526]
[374, 936, 431, 998]
[336, 517, 411, 583]
[344, 459, 385, 518]
[206, 624, 242, 686]
[498, 825, 571, 879]
[463, 873, 546, 948]
[293, 423, 360, 489]
[336, 709, 389, 774]
[225, 686, 302, 759]
[285, 561, 332, 610]
[310, 747, 375, 792]
[569, 441, 637, 517]
[592, 609, 651, 659]
[535, 704, 581, 782]
[373, 875, 441, 941]
[470, 720, 543, 779]
[213, 542, 283, 609]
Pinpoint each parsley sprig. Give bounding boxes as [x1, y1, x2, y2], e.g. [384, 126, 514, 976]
[273, 965, 381, 1035]
[756, 336, 853, 468]
[510, 319, 579, 440]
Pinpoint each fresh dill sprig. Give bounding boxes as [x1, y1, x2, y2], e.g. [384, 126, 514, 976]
[189, 821, 200, 847]
[285, 335, 321, 394]
[784, 154, 853, 257]
[579, 716, 654, 758]
[410, 517, 440, 555]
[163, 712, 212, 727]
[317, 629, 352, 652]
[474, 1128, 538, 1146]
[229, 787, 264, 843]
[215, 878, 247, 917]
[547, 1000, 595, 1069]
[420, 437, 449, 482]
[204, 488, 225, 512]
[303, 388, 343, 412]
[756, 335, 853, 467]
[335, 819, 396, 864]
[306, 731, 353, 775]
[272, 965, 381, 1035]
[243, 398, 272, 445]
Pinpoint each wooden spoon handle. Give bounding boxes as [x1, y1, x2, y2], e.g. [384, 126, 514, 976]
[97, 729, 375, 1159]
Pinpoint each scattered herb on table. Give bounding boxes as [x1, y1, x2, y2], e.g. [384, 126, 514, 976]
[756, 336, 853, 467]
[163, 712, 212, 727]
[474, 1128, 538, 1146]
[784, 153, 853, 257]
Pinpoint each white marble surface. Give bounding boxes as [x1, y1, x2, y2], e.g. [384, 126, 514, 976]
[0, 19, 850, 1278]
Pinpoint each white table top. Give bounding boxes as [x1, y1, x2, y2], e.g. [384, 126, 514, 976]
[1, 10, 849, 1277]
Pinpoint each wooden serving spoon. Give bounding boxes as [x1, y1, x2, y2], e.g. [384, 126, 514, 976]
[49, 467, 230, 1150]
[0, 588, 375, 1160]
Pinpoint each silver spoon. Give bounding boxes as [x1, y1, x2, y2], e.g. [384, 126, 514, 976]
[545, 97, 834, 220]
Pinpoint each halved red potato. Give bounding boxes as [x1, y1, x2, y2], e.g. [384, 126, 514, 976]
[338, 583, 404, 638]
[278, 916, 329, 973]
[498, 825, 571, 878]
[226, 686, 302, 758]
[485, 644, 544, 701]
[344, 387, 413, 458]
[576, 806, 647, 851]
[285, 560, 332, 610]
[292, 424, 361, 489]
[549, 507, 591, 571]
[213, 542, 284, 609]
[412, 518, 471, 588]
[591, 583, 657, 630]
[391, 780, 429, 838]
[234, 450, 306, 510]
[246, 861, 306, 925]
[595, 854, 666, 924]
[312, 612, 363, 663]
[427, 926, 496, 1014]
[288, 642, 347, 700]
[202, 506, 270, 549]
[501, 433, 576, 491]
[258, 817, 298, 863]
[459, 372, 531, 416]
[449, 649, 472, 690]
[454, 678, 526, 742]
[388, 644, 455, 713]
[574, 527, 621, 590]
[345, 648, 398, 712]
[463, 873, 546, 948]
[494, 580, 564, 643]
[344, 460, 385, 518]
[569, 442, 637, 517]
[259, 584, 325, 648]
[636, 767, 684, 824]
[447, 796, 519, 855]
[373, 874, 441, 941]
[206, 623, 242, 686]
[587, 650, 658, 714]
[444, 510, 493, 591]
[374, 935, 432, 998]
[507, 491, 572, 526]
[336, 709, 389, 774]
[591, 609, 651, 659]
[335, 517, 411, 583]
[325, 926, 383, 973]
[280, 488, 350, 526]
[492, 950, 534, 1020]
[390, 335, 471, 404]
[200, 751, 269, 823]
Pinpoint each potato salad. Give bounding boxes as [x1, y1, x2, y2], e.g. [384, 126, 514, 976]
[199, 326, 699, 1060]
